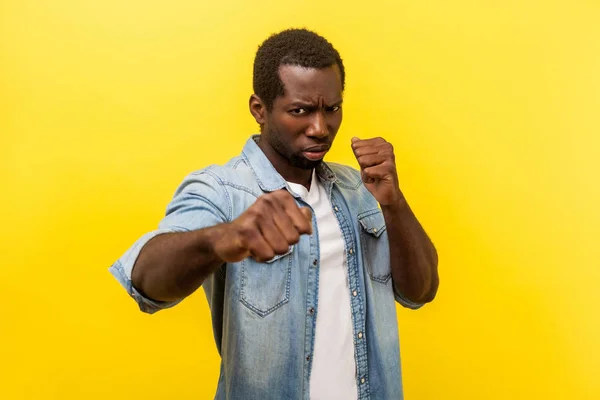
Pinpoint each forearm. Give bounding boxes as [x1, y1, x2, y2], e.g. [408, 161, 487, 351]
[382, 198, 439, 304]
[131, 225, 229, 302]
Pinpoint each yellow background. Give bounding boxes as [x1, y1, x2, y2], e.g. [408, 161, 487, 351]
[1, 0, 599, 399]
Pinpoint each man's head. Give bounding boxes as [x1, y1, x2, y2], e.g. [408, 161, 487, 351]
[250, 28, 345, 183]
[252, 28, 345, 112]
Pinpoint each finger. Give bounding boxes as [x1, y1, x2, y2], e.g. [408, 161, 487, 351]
[362, 163, 396, 181]
[352, 145, 380, 159]
[246, 230, 277, 262]
[356, 153, 389, 169]
[287, 205, 312, 235]
[351, 137, 387, 150]
[257, 215, 292, 256]
[278, 192, 313, 235]
[352, 142, 393, 161]
[361, 169, 376, 184]
[261, 192, 302, 245]
[238, 221, 276, 262]
[272, 208, 302, 245]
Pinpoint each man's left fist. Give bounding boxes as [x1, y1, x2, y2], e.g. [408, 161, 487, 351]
[351, 137, 403, 206]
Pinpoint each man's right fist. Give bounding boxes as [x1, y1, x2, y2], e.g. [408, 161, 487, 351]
[212, 190, 313, 263]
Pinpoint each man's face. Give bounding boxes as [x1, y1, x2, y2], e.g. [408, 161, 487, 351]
[256, 64, 344, 172]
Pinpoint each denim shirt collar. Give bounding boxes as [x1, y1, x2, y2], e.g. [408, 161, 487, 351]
[241, 134, 337, 194]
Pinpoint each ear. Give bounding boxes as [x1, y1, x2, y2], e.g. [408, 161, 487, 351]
[249, 94, 267, 126]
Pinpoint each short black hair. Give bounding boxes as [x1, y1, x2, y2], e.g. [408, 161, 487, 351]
[253, 28, 345, 111]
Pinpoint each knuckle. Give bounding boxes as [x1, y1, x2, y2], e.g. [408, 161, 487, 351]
[262, 249, 276, 262]
[289, 231, 300, 243]
[285, 233, 300, 245]
[238, 226, 253, 240]
[274, 190, 289, 199]
[247, 204, 262, 217]
[259, 195, 274, 207]
[274, 243, 289, 254]
[269, 191, 287, 206]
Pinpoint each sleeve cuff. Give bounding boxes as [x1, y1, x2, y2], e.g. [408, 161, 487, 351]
[109, 229, 182, 314]
[393, 285, 425, 310]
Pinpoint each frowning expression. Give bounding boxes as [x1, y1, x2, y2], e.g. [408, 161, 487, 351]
[251, 64, 344, 182]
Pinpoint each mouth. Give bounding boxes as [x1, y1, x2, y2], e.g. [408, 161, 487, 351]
[302, 146, 329, 161]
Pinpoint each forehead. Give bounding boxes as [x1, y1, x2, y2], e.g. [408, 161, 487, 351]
[277, 64, 343, 103]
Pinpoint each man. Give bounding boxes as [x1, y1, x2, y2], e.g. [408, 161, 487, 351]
[110, 28, 439, 400]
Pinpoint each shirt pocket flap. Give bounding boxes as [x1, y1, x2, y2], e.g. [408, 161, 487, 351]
[358, 210, 387, 238]
[265, 245, 294, 263]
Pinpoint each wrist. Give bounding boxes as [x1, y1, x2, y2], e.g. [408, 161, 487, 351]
[381, 195, 408, 215]
[196, 223, 231, 260]
[202, 222, 249, 264]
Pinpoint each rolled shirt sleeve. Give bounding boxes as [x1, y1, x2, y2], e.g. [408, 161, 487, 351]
[108, 170, 230, 314]
[393, 284, 425, 310]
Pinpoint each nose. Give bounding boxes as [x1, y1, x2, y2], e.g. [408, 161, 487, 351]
[305, 111, 328, 139]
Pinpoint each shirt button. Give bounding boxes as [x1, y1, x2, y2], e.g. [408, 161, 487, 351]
[360, 377, 366, 384]
[349, 248, 354, 255]
[373, 228, 378, 233]
[352, 290, 358, 297]
[334, 206, 339, 211]
[306, 355, 311, 361]
[309, 308, 315, 315]
[358, 332, 363, 339]
[313, 259, 318, 266]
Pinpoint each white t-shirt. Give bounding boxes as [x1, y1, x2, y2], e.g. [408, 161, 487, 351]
[287, 171, 358, 400]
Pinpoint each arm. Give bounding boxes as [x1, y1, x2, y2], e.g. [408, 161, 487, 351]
[351, 137, 439, 305]
[130, 190, 313, 303]
[381, 199, 439, 303]
[131, 225, 229, 302]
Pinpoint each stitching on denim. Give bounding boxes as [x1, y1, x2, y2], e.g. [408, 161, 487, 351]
[239, 253, 292, 318]
[358, 209, 387, 238]
[232, 158, 245, 169]
[327, 164, 362, 190]
[222, 182, 262, 199]
[202, 169, 233, 221]
[241, 151, 277, 192]
[357, 208, 382, 220]
[335, 178, 362, 190]
[358, 209, 392, 283]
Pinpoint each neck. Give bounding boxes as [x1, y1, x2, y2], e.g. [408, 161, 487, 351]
[257, 138, 313, 190]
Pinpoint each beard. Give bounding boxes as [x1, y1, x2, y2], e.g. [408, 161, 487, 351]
[267, 125, 322, 170]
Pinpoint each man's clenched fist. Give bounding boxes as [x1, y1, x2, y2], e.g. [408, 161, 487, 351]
[212, 190, 312, 263]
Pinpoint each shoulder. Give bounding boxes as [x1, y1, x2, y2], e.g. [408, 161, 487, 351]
[326, 162, 380, 211]
[326, 162, 363, 189]
[175, 155, 261, 197]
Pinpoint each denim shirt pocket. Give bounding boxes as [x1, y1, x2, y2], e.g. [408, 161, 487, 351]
[240, 245, 293, 317]
[358, 209, 392, 284]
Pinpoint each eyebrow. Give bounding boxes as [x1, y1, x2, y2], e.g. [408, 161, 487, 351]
[288, 99, 343, 108]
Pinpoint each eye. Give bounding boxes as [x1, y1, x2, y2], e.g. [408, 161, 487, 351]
[326, 106, 341, 113]
[289, 108, 308, 115]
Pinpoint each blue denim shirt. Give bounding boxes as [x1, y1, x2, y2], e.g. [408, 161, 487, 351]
[109, 135, 424, 400]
